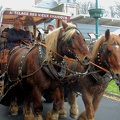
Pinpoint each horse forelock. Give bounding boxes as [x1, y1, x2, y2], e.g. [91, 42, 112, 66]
[92, 34, 120, 62]
[107, 34, 120, 45]
[64, 29, 76, 42]
[64, 23, 76, 42]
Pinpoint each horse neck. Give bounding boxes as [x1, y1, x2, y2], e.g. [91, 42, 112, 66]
[54, 34, 65, 62]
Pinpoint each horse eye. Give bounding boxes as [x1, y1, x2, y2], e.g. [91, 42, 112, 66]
[84, 39, 86, 43]
[107, 50, 112, 55]
[72, 36, 74, 39]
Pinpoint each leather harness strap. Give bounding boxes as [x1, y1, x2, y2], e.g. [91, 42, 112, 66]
[17, 46, 35, 79]
[37, 41, 75, 62]
[90, 62, 109, 73]
[23, 40, 110, 74]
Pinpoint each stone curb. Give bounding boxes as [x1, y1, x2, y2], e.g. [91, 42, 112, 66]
[104, 92, 120, 98]
[104, 92, 120, 102]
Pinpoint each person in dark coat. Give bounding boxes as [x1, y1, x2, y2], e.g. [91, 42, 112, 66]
[0, 28, 10, 51]
[6, 20, 27, 50]
[24, 26, 32, 43]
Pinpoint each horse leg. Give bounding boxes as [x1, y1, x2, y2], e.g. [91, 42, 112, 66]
[68, 91, 79, 119]
[9, 97, 19, 115]
[92, 92, 104, 112]
[77, 92, 94, 120]
[59, 87, 67, 118]
[46, 87, 66, 120]
[23, 96, 35, 120]
[32, 87, 43, 120]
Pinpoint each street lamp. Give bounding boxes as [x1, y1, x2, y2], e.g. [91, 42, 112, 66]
[88, 0, 105, 39]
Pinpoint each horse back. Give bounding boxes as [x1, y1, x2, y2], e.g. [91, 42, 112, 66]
[7, 46, 35, 79]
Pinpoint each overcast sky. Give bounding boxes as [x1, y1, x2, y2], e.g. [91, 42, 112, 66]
[78, 0, 119, 10]
[0, 0, 120, 9]
[0, 0, 34, 8]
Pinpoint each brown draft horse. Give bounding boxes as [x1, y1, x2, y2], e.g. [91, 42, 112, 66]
[0, 49, 9, 94]
[60, 29, 120, 120]
[0, 21, 91, 120]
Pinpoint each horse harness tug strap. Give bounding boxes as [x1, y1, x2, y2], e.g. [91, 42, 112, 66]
[89, 65, 112, 85]
[37, 43, 87, 84]
[2, 46, 34, 98]
[6, 45, 35, 82]
[17, 46, 36, 79]
[5, 45, 30, 79]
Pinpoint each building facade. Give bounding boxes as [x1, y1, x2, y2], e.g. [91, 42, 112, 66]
[35, 0, 78, 16]
[34, 0, 120, 40]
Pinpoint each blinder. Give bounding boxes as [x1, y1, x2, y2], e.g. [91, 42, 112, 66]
[66, 38, 73, 46]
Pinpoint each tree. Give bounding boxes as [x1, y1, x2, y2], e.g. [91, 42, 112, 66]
[78, 1, 95, 14]
[109, 6, 116, 18]
[108, 2, 120, 18]
[114, 2, 120, 17]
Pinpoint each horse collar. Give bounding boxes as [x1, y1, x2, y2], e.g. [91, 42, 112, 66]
[90, 65, 111, 85]
[96, 52, 102, 65]
[97, 44, 111, 72]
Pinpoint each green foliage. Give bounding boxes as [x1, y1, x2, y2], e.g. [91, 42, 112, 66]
[105, 80, 120, 95]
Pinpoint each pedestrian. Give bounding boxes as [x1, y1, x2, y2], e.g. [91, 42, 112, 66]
[6, 20, 27, 50]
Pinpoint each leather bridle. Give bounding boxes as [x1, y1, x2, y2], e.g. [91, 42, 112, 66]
[61, 27, 84, 64]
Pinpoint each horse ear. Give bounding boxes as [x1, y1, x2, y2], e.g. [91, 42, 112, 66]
[105, 29, 110, 40]
[62, 21, 68, 30]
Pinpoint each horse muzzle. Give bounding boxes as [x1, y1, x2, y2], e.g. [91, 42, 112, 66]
[80, 55, 91, 65]
[115, 80, 120, 91]
[112, 73, 120, 81]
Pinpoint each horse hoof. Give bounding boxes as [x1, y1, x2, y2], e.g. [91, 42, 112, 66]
[77, 111, 94, 120]
[70, 105, 79, 119]
[9, 105, 18, 116]
[59, 114, 67, 119]
[46, 110, 59, 120]
[59, 107, 67, 118]
[70, 113, 78, 119]
[10, 111, 18, 116]
[23, 107, 35, 120]
[35, 115, 43, 120]
[24, 115, 35, 120]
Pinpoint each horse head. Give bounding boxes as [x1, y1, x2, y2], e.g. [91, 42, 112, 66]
[92, 29, 120, 81]
[45, 21, 91, 65]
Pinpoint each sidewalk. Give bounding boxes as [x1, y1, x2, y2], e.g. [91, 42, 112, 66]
[104, 92, 120, 102]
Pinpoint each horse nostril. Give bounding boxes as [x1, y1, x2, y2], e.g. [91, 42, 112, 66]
[116, 74, 120, 78]
[83, 56, 90, 63]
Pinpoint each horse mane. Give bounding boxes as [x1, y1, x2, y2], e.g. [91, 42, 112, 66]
[44, 23, 76, 61]
[92, 34, 120, 62]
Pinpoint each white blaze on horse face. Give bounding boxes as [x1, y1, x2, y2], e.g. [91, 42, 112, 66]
[115, 45, 119, 49]
[118, 62, 120, 66]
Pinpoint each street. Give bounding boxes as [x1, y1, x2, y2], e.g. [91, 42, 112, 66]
[0, 95, 120, 120]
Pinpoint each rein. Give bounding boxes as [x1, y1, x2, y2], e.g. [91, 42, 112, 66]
[37, 41, 110, 73]
[21, 40, 33, 47]
[90, 61, 109, 73]
[23, 40, 110, 74]
[37, 41, 75, 62]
